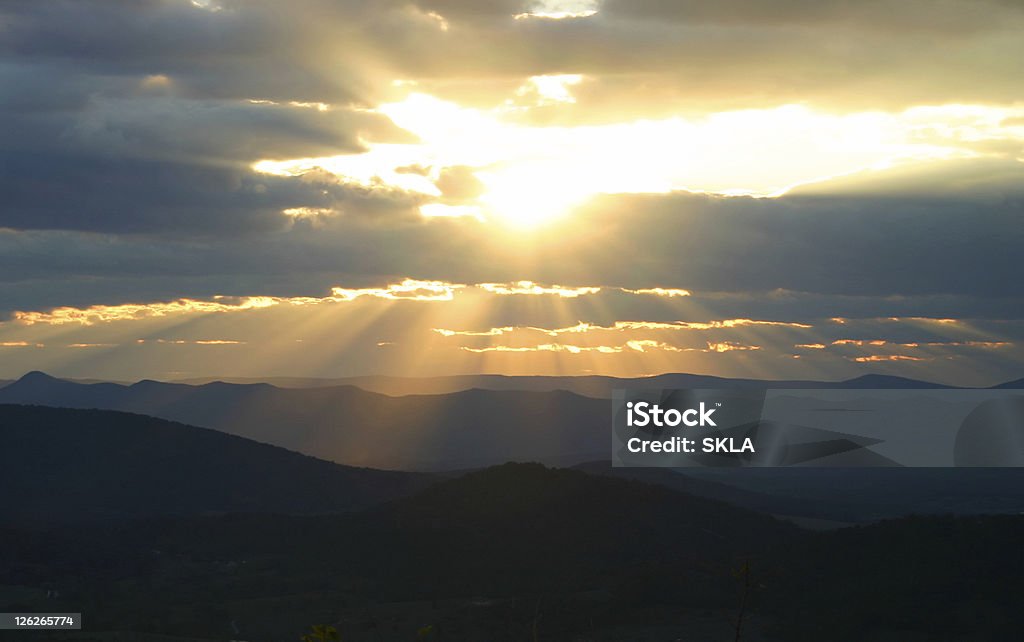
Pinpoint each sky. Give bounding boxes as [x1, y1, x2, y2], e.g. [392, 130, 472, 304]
[0, 0, 1022, 385]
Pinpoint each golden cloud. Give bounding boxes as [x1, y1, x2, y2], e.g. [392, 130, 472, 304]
[706, 341, 762, 353]
[433, 327, 515, 337]
[458, 339, 757, 355]
[620, 288, 692, 297]
[10, 279, 471, 326]
[477, 281, 601, 297]
[135, 339, 245, 345]
[461, 343, 624, 354]
[331, 278, 465, 301]
[850, 355, 929, 362]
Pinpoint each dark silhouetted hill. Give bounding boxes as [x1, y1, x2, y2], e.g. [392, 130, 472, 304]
[0, 404, 433, 524]
[25, 463, 796, 604]
[6, 461, 1024, 640]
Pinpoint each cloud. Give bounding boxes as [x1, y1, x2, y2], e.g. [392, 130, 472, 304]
[0, 0, 1021, 385]
[9, 279, 469, 326]
[706, 341, 761, 353]
[456, 339, 760, 355]
[12, 296, 284, 327]
[434, 327, 515, 337]
[477, 281, 601, 297]
[625, 339, 683, 353]
[434, 166, 487, 202]
[331, 279, 465, 301]
[136, 339, 245, 345]
[850, 355, 928, 363]
[621, 288, 691, 297]
[461, 343, 624, 354]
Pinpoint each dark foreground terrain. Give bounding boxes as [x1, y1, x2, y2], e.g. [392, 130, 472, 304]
[3, 404, 1024, 641]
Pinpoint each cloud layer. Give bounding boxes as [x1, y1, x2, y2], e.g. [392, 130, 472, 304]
[1, 0, 1021, 382]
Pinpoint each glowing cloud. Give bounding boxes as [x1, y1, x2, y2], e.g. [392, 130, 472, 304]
[433, 327, 515, 337]
[11, 279, 469, 326]
[707, 341, 762, 353]
[136, 339, 245, 346]
[621, 288, 692, 298]
[626, 340, 684, 353]
[461, 343, 623, 354]
[331, 279, 465, 301]
[255, 95, 1022, 227]
[851, 355, 929, 362]
[477, 281, 601, 297]
[13, 297, 281, 326]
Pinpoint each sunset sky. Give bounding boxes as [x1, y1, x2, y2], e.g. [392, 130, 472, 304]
[1, 0, 1022, 385]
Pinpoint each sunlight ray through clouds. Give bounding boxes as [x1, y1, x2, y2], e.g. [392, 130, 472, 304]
[253, 95, 1020, 228]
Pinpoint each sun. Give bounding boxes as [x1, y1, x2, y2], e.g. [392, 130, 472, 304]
[375, 93, 593, 227]
[474, 162, 596, 228]
[253, 90, 1016, 229]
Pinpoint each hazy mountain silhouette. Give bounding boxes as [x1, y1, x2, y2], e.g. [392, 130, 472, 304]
[992, 377, 1024, 389]
[0, 404, 433, 524]
[171, 371, 967, 397]
[0, 372, 608, 470]
[0, 370, 988, 471]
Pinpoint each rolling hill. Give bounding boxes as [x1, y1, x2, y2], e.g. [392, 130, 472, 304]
[0, 404, 433, 524]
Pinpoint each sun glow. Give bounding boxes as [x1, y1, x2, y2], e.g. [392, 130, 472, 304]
[253, 92, 1022, 228]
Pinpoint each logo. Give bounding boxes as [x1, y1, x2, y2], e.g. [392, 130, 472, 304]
[626, 401, 717, 427]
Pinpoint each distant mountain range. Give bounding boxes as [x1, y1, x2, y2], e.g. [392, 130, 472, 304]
[0, 372, 608, 470]
[1, 371, 1020, 472]
[168, 371, 981, 397]
[6, 371, 1020, 400]
[0, 404, 433, 525]
[993, 377, 1024, 389]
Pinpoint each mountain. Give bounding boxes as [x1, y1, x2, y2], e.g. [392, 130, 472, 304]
[0, 372, 608, 470]
[0, 404, 433, 525]
[172, 371, 962, 397]
[837, 373, 953, 388]
[0, 370, 1013, 471]
[993, 377, 1024, 389]
[579, 461, 1024, 524]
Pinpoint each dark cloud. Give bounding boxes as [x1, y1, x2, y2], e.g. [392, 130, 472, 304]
[558, 188, 1023, 298]
[434, 166, 486, 202]
[0, 152, 423, 235]
[600, 0, 1023, 32]
[0, 158, 1020, 316]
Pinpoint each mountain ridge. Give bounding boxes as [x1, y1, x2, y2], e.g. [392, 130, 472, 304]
[0, 373, 608, 470]
[0, 403, 434, 525]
